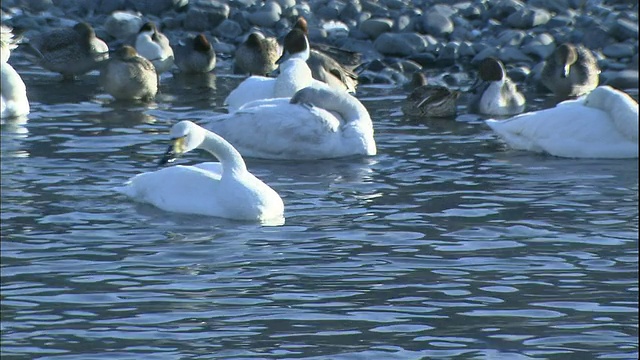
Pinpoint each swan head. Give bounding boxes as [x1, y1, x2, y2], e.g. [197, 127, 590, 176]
[159, 121, 205, 166]
[276, 28, 309, 64]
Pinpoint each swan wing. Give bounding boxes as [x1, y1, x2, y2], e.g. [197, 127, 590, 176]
[206, 100, 343, 159]
[116, 165, 227, 216]
[486, 104, 638, 158]
[224, 76, 275, 113]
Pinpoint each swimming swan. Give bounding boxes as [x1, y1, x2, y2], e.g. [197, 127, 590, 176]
[116, 121, 285, 221]
[224, 28, 314, 113]
[207, 85, 376, 160]
[485, 86, 638, 159]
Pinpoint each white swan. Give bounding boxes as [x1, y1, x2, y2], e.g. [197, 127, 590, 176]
[116, 121, 285, 222]
[1, 26, 29, 119]
[224, 28, 314, 113]
[485, 86, 638, 159]
[207, 85, 376, 160]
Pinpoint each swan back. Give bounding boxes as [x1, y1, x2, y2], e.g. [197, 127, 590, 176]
[583, 86, 638, 142]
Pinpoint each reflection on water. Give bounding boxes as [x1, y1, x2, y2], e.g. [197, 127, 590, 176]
[1, 59, 638, 359]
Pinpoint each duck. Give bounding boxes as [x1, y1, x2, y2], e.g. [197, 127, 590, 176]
[291, 17, 359, 93]
[99, 45, 158, 101]
[234, 32, 280, 76]
[23, 22, 109, 80]
[468, 57, 526, 116]
[115, 120, 285, 222]
[485, 85, 638, 159]
[135, 22, 174, 75]
[174, 33, 216, 73]
[402, 72, 460, 118]
[1, 25, 29, 119]
[540, 43, 600, 100]
[224, 28, 314, 113]
[207, 85, 376, 160]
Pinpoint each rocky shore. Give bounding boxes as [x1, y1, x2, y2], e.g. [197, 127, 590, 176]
[2, 0, 638, 89]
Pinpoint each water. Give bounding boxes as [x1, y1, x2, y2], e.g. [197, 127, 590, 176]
[2, 57, 638, 359]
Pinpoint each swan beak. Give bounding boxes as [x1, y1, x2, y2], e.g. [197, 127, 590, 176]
[158, 136, 186, 166]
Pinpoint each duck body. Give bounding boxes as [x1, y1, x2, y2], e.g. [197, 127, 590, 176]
[540, 43, 599, 99]
[100, 45, 158, 100]
[135, 22, 174, 74]
[402, 73, 459, 118]
[208, 85, 376, 160]
[485, 86, 638, 159]
[234, 32, 280, 76]
[117, 121, 284, 222]
[27, 22, 109, 79]
[469, 57, 525, 116]
[174, 33, 216, 73]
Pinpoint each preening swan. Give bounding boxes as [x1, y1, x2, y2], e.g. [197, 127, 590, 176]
[207, 85, 376, 160]
[116, 121, 285, 222]
[485, 86, 638, 159]
[224, 28, 314, 113]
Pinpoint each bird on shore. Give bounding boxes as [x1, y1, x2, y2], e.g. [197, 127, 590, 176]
[540, 43, 600, 100]
[468, 57, 526, 116]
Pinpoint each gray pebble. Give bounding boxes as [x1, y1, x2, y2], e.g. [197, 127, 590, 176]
[421, 11, 454, 37]
[374, 32, 429, 57]
[506, 8, 551, 29]
[214, 19, 243, 40]
[359, 18, 393, 40]
[602, 43, 636, 58]
[611, 18, 639, 40]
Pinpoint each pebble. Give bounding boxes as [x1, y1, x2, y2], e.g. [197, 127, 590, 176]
[3, 0, 637, 92]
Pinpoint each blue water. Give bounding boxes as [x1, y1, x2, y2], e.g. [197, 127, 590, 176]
[1, 56, 638, 359]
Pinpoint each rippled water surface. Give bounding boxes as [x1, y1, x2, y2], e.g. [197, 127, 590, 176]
[2, 58, 638, 359]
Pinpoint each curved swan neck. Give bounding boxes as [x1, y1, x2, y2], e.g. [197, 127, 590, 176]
[200, 131, 247, 175]
[328, 93, 368, 124]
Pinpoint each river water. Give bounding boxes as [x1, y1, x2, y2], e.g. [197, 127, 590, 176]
[1, 56, 638, 359]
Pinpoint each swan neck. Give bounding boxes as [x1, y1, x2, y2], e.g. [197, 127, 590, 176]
[200, 132, 247, 175]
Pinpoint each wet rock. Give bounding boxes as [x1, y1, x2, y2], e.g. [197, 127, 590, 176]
[498, 46, 533, 63]
[359, 18, 393, 40]
[421, 11, 454, 37]
[487, 0, 525, 21]
[521, 33, 555, 60]
[601, 69, 639, 90]
[374, 32, 429, 57]
[128, 0, 187, 15]
[184, 1, 229, 32]
[247, 0, 281, 27]
[602, 43, 636, 58]
[214, 19, 243, 40]
[104, 11, 143, 40]
[506, 7, 551, 28]
[497, 29, 526, 46]
[611, 18, 639, 40]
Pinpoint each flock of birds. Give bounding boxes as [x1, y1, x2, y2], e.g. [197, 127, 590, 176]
[1, 16, 638, 223]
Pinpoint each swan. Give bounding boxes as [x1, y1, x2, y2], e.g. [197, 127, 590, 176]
[1, 26, 29, 119]
[292, 17, 359, 93]
[469, 57, 526, 116]
[116, 121, 284, 222]
[224, 28, 314, 113]
[207, 85, 376, 160]
[540, 43, 600, 100]
[485, 86, 638, 159]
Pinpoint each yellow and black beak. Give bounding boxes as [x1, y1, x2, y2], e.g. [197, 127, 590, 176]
[158, 136, 186, 166]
